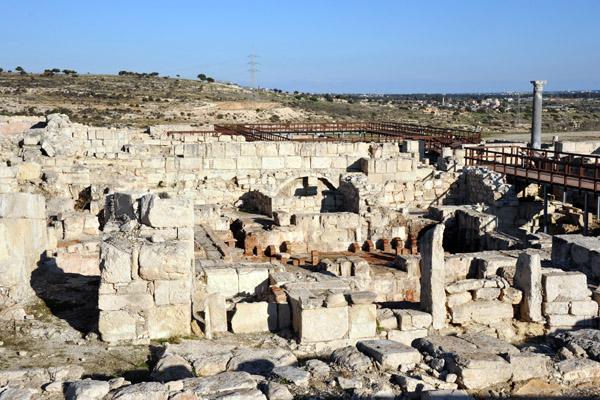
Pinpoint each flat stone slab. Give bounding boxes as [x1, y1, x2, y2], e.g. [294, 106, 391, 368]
[557, 358, 600, 382]
[182, 371, 256, 396]
[445, 279, 487, 294]
[357, 339, 422, 369]
[415, 336, 478, 358]
[271, 366, 310, 387]
[459, 333, 519, 355]
[446, 352, 513, 390]
[421, 389, 475, 400]
[349, 291, 377, 304]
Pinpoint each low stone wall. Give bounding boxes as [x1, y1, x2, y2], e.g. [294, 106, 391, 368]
[555, 141, 600, 155]
[551, 234, 600, 281]
[462, 167, 518, 225]
[0, 193, 47, 302]
[98, 193, 194, 343]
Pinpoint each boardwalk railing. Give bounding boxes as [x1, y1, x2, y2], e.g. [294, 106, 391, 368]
[465, 146, 600, 193]
[208, 121, 481, 152]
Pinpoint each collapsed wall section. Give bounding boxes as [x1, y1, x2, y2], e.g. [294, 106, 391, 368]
[98, 192, 194, 343]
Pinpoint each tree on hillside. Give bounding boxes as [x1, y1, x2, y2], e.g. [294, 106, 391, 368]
[43, 69, 54, 76]
[15, 66, 26, 75]
[197, 73, 207, 81]
[206, 77, 215, 83]
[51, 68, 60, 73]
[0, 68, 3, 73]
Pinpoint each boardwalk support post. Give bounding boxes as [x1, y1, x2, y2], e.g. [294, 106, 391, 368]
[563, 190, 567, 203]
[543, 185, 548, 234]
[584, 192, 589, 236]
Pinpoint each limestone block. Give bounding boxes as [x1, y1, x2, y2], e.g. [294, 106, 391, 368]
[447, 292, 472, 308]
[348, 304, 377, 339]
[394, 255, 421, 278]
[62, 212, 85, 240]
[387, 329, 428, 346]
[543, 301, 569, 315]
[99, 310, 137, 342]
[508, 353, 550, 381]
[319, 259, 339, 276]
[311, 157, 332, 169]
[299, 306, 349, 343]
[237, 267, 269, 295]
[139, 241, 192, 281]
[543, 271, 589, 302]
[285, 156, 303, 169]
[420, 224, 446, 329]
[148, 305, 191, 339]
[273, 211, 290, 227]
[100, 240, 132, 284]
[349, 291, 377, 305]
[570, 300, 599, 316]
[338, 258, 353, 277]
[357, 339, 422, 369]
[446, 352, 513, 390]
[445, 279, 485, 294]
[394, 309, 433, 331]
[65, 380, 110, 400]
[83, 213, 100, 235]
[450, 300, 514, 325]
[231, 302, 277, 333]
[17, 162, 41, 181]
[205, 267, 239, 298]
[0, 193, 45, 219]
[473, 287, 500, 301]
[421, 390, 474, 400]
[261, 157, 285, 169]
[499, 287, 522, 304]
[348, 256, 370, 279]
[546, 314, 593, 328]
[557, 358, 600, 381]
[377, 308, 398, 330]
[98, 293, 154, 311]
[139, 194, 193, 228]
[154, 279, 191, 306]
[513, 251, 543, 322]
[205, 293, 228, 333]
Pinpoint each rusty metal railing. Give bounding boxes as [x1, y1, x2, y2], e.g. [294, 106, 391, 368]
[465, 146, 600, 192]
[170, 122, 481, 152]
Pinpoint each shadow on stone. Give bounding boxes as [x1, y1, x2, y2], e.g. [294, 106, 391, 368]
[30, 258, 100, 335]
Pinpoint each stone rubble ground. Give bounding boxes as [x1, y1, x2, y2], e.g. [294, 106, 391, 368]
[3, 114, 600, 399]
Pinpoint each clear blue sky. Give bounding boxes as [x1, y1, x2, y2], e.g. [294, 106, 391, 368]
[1, 0, 599, 94]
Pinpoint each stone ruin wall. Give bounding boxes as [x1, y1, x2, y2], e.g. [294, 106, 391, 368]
[98, 193, 195, 343]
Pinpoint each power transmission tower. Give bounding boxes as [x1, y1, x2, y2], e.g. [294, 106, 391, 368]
[247, 47, 260, 106]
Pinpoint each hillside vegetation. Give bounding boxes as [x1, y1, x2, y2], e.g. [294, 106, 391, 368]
[0, 72, 598, 133]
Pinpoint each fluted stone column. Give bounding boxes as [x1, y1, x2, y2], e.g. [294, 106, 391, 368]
[530, 80, 547, 149]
